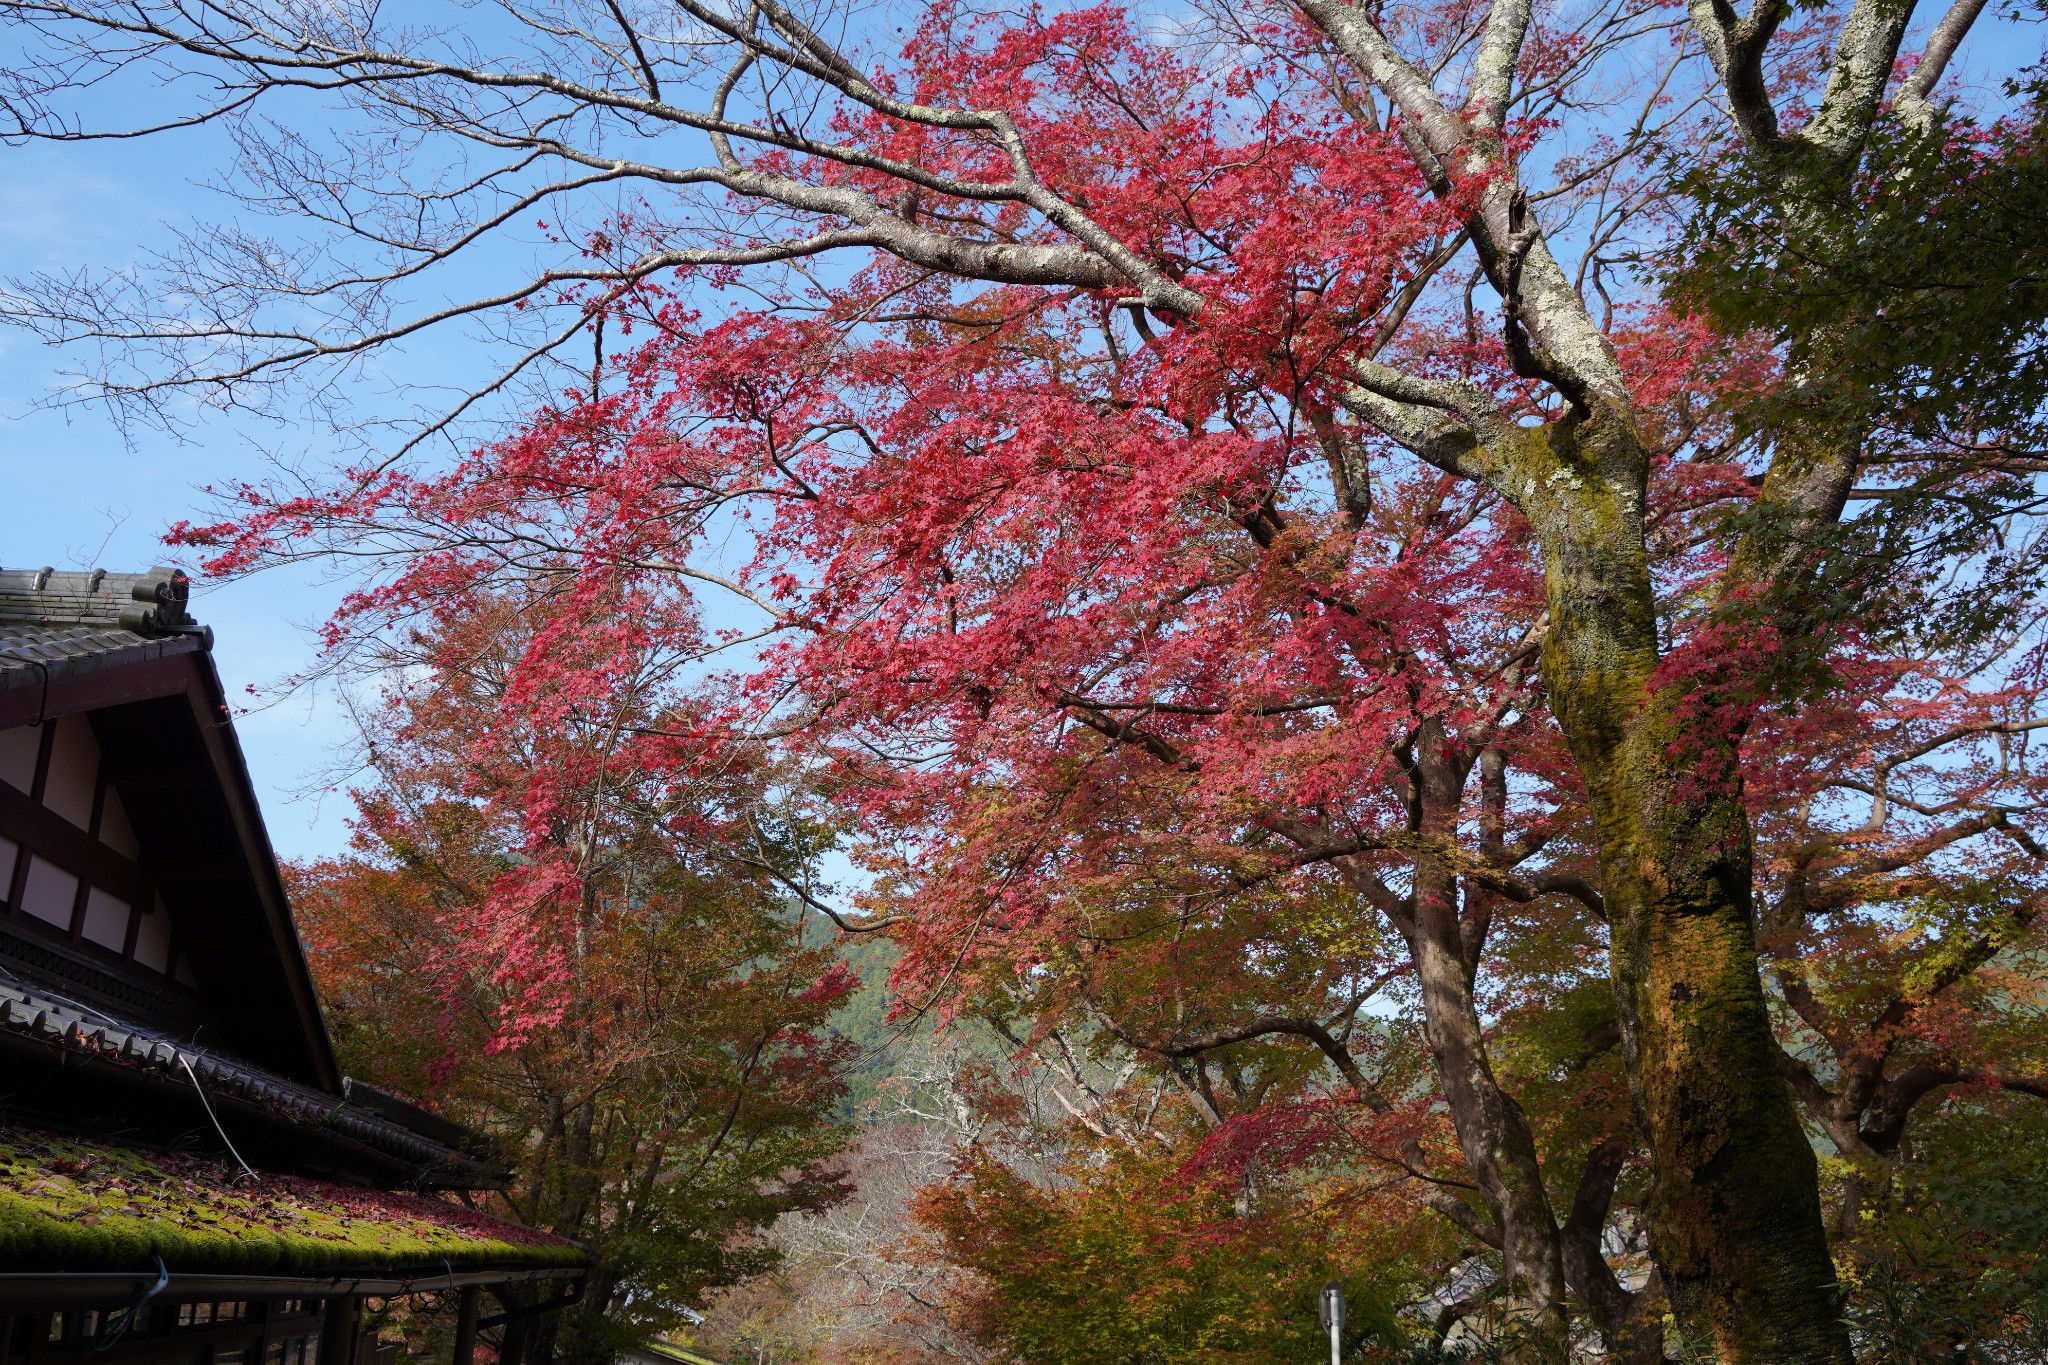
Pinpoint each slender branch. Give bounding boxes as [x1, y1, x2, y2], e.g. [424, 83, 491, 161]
[1894, 0, 1991, 128]
[1093, 1012, 1397, 1111]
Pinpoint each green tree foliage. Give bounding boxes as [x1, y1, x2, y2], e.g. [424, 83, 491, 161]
[1672, 84, 2048, 653]
[1675, 89, 2048, 441]
[1836, 1098, 2048, 1360]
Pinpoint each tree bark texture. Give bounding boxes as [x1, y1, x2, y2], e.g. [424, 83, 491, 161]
[1563, 1139, 1667, 1365]
[1408, 727, 1573, 1360]
[1507, 413, 1852, 1364]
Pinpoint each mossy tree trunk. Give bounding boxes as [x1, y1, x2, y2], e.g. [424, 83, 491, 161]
[1506, 410, 1853, 1364]
[1298, 0, 1937, 1351]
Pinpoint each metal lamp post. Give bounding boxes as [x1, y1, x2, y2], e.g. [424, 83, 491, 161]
[1319, 1283, 1344, 1365]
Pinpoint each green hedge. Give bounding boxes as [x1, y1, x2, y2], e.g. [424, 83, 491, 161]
[0, 1126, 585, 1275]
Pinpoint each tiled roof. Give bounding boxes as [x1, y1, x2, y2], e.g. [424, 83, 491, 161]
[0, 967, 506, 1188]
[0, 623, 204, 693]
[0, 566, 210, 692]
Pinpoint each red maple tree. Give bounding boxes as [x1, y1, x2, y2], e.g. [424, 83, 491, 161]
[4, 0, 2041, 1355]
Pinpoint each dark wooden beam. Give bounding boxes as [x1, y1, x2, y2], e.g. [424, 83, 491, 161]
[474, 1284, 584, 1331]
[0, 780, 152, 912]
[0, 1267, 583, 1310]
[319, 1295, 359, 1365]
[28, 721, 54, 801]
[0, 652, 199, 732]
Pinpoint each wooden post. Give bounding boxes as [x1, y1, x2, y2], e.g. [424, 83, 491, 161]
[451, 1287, 480, 1365]
[319, 1297, 358, 1365]
[497, 1302, 526, 1365]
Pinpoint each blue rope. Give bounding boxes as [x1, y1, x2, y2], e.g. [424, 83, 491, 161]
[91, 1256, 168, 1352]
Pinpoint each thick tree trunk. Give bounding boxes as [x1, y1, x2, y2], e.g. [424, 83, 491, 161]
[555, 1267, 622, 1365]
[1513, 412, 1853, 1364]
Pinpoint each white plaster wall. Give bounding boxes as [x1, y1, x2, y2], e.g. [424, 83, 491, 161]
[41, 715, 98, 829]
[133, 896, 172, 973]
[0, 726, 37, 792]
[19, 856, 78, 928]
[80, 886, 131, 952]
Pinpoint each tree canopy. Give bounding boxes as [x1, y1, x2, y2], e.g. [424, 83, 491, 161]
[3, 0, 2048, 1358]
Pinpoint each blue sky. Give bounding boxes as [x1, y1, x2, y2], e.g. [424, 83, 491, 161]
[0, 130, 372, 859]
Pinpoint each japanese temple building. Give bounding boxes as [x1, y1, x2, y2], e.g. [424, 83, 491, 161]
[0, 567, 585, 1361]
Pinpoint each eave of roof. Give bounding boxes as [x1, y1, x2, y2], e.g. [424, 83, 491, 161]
[0, 623, 204, 700]
[0, 970, 505, 1188]
[0, 1125, 584, 1277]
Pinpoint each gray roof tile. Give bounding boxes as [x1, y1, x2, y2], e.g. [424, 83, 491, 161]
[0, 566, 210, 690]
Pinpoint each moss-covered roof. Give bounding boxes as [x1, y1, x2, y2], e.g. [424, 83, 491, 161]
[0, 1126, 584, 1275]
[641, 1341, 731, 1365]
